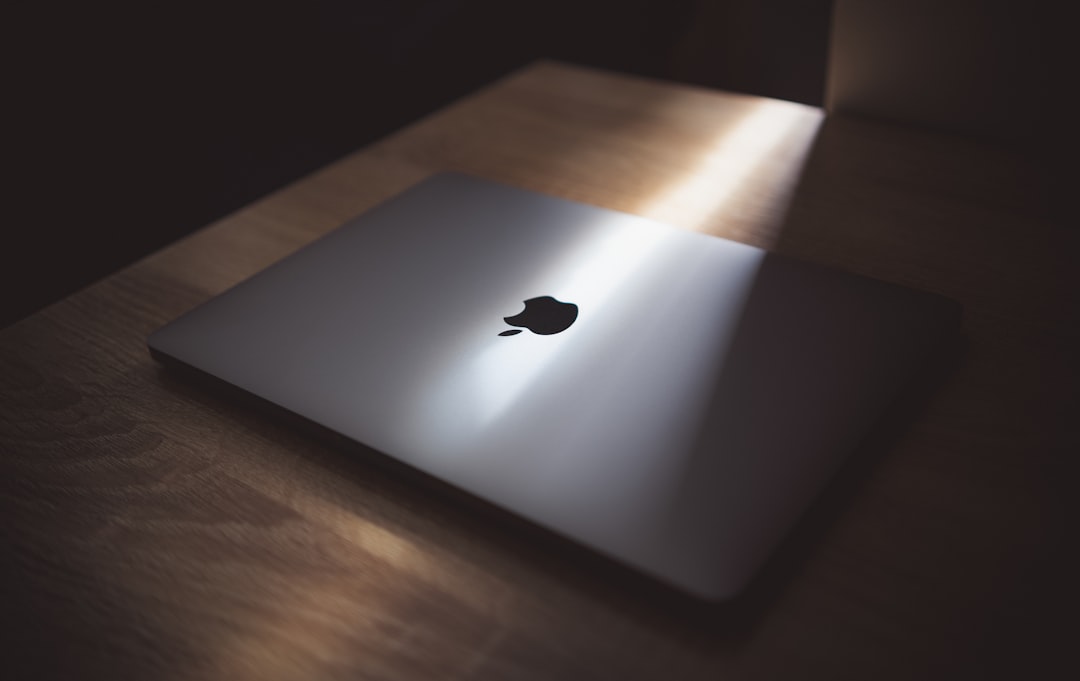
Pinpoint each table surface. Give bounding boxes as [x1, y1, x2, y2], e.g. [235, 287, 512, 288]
[2, 61, 1076, 680]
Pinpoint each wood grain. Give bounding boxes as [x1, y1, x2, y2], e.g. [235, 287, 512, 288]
[1, 61, 1075, 680]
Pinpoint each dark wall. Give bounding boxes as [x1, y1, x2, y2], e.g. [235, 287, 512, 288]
[8, 0, 834, 329]
[828, 0, 1072, 152]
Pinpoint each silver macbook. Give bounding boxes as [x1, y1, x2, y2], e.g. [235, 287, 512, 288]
[149, 173, 959, 600]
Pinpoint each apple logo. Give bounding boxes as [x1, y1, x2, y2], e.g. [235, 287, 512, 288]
[499, 296, 579, 336]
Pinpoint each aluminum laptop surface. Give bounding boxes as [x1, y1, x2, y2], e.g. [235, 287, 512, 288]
[149, 173, 959, 600]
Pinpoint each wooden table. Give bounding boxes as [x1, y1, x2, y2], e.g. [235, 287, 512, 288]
[2, 62, 1075, 680]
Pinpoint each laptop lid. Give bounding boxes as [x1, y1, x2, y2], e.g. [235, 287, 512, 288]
[149, 173, 959, 600]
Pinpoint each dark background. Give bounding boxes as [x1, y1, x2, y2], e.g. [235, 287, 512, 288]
[6, 0, 1069, 329]
[8, 0, 832, 329]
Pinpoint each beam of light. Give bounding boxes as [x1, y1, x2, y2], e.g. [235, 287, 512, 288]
[634, 98, 824, 244]
[466, 216, 669, 425]
[403, 211, 672, 467]
[406, 98, 824, 466]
